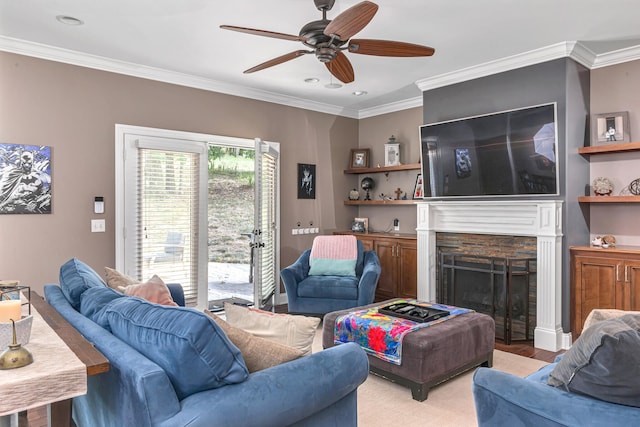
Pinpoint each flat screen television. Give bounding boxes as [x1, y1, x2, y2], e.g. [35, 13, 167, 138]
[419, 103, 558, 198]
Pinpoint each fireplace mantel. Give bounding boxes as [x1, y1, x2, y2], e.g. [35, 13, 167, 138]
[416, 200, 571, 351]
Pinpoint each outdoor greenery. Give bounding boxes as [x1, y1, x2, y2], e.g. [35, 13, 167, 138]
[208, 147, 254, 263]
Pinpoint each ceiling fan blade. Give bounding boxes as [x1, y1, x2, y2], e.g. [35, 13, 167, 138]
[325, 51, 354, 83]
[220, 25, 308, 42]
[348, 39, 435, 57]
[244, 50, 311, 74]
[323, 1, 378, 41]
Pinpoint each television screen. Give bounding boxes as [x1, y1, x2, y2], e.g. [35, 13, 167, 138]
[419, 103, 558, 198]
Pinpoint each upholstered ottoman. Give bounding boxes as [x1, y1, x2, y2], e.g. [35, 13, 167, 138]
[323, 299, 495, 401]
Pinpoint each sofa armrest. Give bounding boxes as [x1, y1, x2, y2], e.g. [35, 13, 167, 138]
[161, 342, 369, 427]
[473, 367, 640, 427]
[280, 250, 311, 293]
[357, 250, 381, 305]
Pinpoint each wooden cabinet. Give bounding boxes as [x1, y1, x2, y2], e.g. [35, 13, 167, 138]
[570, 246, 640, 338]
[335, 232, 417, 300]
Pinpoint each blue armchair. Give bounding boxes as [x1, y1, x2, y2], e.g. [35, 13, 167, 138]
[472, 355, 640, 426]
[281, 240, 381, 315]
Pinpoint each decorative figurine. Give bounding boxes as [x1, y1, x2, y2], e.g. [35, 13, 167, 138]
[360, 177, 375, 201]
[592, 177, 614, 196]
[348, 189, 360, 201]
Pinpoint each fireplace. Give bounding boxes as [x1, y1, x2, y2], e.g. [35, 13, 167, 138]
[438, 251, 536, 344]
[416, 200, 570, 351]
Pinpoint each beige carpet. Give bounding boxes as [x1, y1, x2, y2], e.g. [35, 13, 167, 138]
[312, 324, 548, 427]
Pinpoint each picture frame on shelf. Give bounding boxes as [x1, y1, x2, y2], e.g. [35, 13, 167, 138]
[349, 148, 370, 169]
[351, 219, 366, 233]
[384, 143, 400, 167]
[413, 174, 424, 199]
[354, 217, 369, 233]
[592, 111, 630, 146]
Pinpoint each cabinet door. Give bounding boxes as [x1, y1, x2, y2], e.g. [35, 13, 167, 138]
[624, 260, 640, 311]
[573, 255, 620, 336]
[373, 239, 397, 301]
[396, 241, 418, 298]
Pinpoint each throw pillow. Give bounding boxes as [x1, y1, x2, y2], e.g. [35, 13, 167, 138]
[223, 302, 320, 356]
[308, 235, 357, 276]
[123, 275, 178, 306]
[104, 267, 140, 291]
[59, 258, 107, 309]
[548, 313, 640, 407]
[104, 297, 248, 400]
[205, 310, 304, 372]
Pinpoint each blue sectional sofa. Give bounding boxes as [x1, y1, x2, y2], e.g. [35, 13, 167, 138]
[45, 258, 369, 427]
[473, 355, 640, 426]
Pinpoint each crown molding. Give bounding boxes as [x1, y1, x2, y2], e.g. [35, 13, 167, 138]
[0, 36, 359, 119]
[3, 36, 640, 119]
[416, 42, 599, 92]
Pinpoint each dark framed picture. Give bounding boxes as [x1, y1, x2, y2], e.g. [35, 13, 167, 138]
[349, 148, 370, 169]
[354, 217, 368, 233]
[297, 163, 316, 199]
[413, 174, 424, 199]
[351, 220, 366, 233]
[455, 148, 472, 178]
[0, 143, 52, 214]
[592, 111, 630, 145]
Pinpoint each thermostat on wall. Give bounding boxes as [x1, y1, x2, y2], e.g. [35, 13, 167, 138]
[94, 196, 104, 214]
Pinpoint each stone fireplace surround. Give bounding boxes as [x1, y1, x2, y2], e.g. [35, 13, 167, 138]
[416, 200, 571, 351]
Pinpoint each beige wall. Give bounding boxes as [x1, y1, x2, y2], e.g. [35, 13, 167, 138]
[355, 107, 423, 233]
[0, 52, 363, 292]
[590, 59, 640, 245]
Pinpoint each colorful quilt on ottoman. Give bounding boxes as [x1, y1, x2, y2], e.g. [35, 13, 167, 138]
[334, 299, 473, 365]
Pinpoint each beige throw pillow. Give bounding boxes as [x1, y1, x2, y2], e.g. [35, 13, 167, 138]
[205, 310, 304, 372]
[104, 267, 140, 291]
[223, 303, 320, 356]
[123, 275, 178, 306]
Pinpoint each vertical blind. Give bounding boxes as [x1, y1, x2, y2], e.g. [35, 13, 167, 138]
[137, 148, 200, 305]
[257, 149, 278, 307]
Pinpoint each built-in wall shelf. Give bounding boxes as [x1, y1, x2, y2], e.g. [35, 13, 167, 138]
[343, 163, 421, 174]
[578, 196, 640, 203]
[578, 141, 640, 155]
[344, 200, 417, 206]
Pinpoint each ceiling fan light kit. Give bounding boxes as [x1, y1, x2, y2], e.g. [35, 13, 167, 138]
[221, 0, 434, 84]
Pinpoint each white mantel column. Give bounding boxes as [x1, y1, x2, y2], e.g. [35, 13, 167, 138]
[416, 200, 570, 351]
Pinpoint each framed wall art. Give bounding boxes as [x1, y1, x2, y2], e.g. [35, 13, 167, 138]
[354, 217, 369, 233]
[385, 143, 400, 167]
[349, 148, 370, 169]
[297, 163, 316, 199]
[0, 143, 52, 214]
[413, 174, 424, 199]
[592, 111, 630, 145]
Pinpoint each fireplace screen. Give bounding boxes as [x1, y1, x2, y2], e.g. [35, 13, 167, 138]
[438, 252, 536, 344]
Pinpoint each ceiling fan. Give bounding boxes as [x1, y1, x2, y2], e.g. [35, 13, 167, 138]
[220, 0, 435, 84]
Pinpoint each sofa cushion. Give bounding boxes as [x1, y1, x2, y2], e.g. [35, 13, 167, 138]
[296, 275, 359, 300]
[223, 302, 320, 356]
[104, 297, 248, 400]
[122, 275, 178, 306]
[79, 286, 124, 329]
[309, 235, 358, 276]
[205, 310, 304, 372]
[548, 314, 640, 407]
[59, 258, 107, 309]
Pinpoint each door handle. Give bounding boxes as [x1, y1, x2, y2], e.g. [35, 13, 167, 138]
[617, 264, 621, 282]
[625, 265, 629, 283]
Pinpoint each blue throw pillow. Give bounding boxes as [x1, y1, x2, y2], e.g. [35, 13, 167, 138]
[59, 258, 107, 309]
[79, 286, 124, 330]
[103, 297, 248, 400]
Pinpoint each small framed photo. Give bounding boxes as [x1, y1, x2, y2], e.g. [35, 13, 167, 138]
[349, 148, 370, 169]
[354, 217, 369, 233]
[351, 220, 366, 233]
[385, 143, 400, 166]
[413, 174, 424, 199]
[592, 111, 630, 146]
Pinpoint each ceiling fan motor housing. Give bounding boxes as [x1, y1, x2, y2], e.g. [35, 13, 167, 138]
[314, 0, 335, 11]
